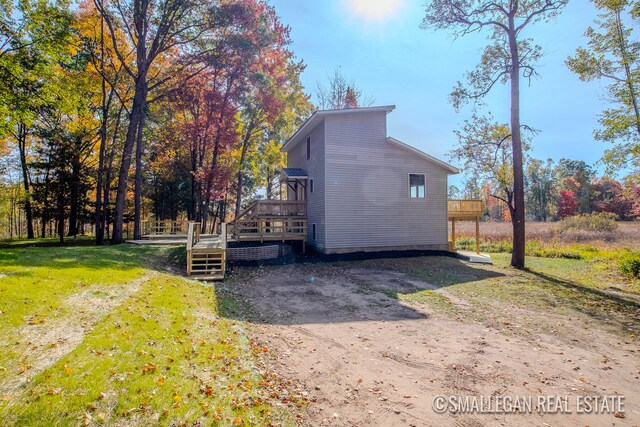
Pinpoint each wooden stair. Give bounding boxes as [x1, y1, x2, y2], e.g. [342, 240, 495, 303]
[187, 223, 226, 281]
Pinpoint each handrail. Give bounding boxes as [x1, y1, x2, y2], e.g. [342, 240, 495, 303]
[142, 220, 189, 236]
[232, 200, 306, 223]
[448, 199, 483, 216]
[186, 222, 201, 252]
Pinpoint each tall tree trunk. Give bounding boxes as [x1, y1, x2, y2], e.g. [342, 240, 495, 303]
[508, 18, 526, 269]
[104, 103, 124, 241]
[111, 69, 148, 244]
[57, 185, 65, 245]
[96, 11, 108, 245]
[234, 121, 256, 219]
[17, 123, 34, 239]
[133, 106, 147, 240]
[68, 137, 81, 237]
[41, 166, 51, 238]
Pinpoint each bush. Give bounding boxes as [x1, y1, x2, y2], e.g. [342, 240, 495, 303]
[557, 212, 618, 233]
[620, 253, 640, 279]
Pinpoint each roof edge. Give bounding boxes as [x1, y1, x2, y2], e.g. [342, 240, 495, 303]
[281, 105, 396, 152]
[386, 137, 460, 174]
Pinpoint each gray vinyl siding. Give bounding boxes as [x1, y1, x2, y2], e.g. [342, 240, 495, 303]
[286, 120, 326, 249]
[324, 111, 449, 251]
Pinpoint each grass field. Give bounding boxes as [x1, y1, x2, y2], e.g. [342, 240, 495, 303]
[0, 243, 305, 426]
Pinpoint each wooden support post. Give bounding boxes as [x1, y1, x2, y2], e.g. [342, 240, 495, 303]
[475, 216, 480, 255]
[451, 219, 456, 250]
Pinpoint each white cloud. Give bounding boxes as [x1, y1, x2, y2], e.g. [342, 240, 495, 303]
[342, 0, 407, 22]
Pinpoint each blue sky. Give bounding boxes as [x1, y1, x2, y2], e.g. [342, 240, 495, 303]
[269, 0, 611, 186]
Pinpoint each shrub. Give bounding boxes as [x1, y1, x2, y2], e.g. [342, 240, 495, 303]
[557, 212, 618, 233]
[620, 253, 640, 279]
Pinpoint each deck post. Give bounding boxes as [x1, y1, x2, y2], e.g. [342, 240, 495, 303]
[475, 217, 480, 254]
[451, 219, 456, 250]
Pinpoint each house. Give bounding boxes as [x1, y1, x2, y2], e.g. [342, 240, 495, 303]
[281, 105, 460, 254]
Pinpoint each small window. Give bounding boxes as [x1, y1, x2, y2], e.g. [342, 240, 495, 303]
[306, 136, 311, 160]
[309, 178, 314, 193]
[312, 223, 317, 241]
[409, 174, 426, 198]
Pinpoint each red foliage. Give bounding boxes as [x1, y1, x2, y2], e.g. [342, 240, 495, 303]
[558, 190, 578, 218]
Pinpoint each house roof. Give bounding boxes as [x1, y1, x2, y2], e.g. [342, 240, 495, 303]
[386, 137, 460, 174]
[281, 105, 396, 153]
[281, 168, 308, 179]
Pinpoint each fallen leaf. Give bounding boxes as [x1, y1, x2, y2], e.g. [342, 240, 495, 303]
[614, 412, 625, 419]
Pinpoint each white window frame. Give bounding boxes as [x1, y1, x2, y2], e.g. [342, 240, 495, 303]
[408, 173, 426, 199]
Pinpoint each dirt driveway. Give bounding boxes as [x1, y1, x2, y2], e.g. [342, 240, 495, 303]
[227, 259, 640, 427]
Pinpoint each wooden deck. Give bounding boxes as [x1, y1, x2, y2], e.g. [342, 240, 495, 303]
[448, 199, 484, 254]
[448, 199, 483, 220]
[230, 200, 307, 248]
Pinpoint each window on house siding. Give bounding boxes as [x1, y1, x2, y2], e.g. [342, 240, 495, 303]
[312, 223, 317, 241]
[309, 178, 314, 193]
[306, 136, 311, 160]
[409, 174, 426, 198]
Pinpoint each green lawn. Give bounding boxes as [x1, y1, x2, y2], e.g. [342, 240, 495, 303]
[0, 243, 301, 426]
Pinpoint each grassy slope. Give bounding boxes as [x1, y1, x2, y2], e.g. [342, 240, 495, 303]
[0, 244, 300, 426]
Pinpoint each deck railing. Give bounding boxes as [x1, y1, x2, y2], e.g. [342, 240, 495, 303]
[236, 200, 306, 220]
[448, 199, 484, 219]
[232, 217, 307, 242]
[142, 220, 189, 236]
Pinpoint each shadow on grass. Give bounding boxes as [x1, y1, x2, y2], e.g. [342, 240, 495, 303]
[526, 268, 640, 331]
[0, 243, 163, 272]
[0, 236, 96, 249]
[218, 254, 504, 326]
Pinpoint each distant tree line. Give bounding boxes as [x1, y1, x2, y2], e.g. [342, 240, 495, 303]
[449, 157, 640, 222]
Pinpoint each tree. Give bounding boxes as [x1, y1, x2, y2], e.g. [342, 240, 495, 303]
[315, 67, 372, 110]
[525, 158, 555, 221]
[555, 159, 593, 214]
[558, 189, 578, 218]
[566, 0, 640, 176]
[94, 0, 215, 243]
[421, 0, 568, 268]
[450, 113, 530, 224]
[0, 0, 73, 239]
[590, 176, 630, 217]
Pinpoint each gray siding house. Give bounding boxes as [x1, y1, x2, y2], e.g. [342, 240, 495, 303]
[281, 105, 459, 254]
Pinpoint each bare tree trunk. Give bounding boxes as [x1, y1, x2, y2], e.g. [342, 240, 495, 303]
[95, 11, 108, 245]
[133, 107, 146, 240]
[234, 121, 257, 219]
[17, 123, 34, 239]
[68, 136, 82, 237]
[112, 69, 148, 244]
[41, 166, 51, 238]
[508, 17, 525, 269]
[57, 187, 65, 244]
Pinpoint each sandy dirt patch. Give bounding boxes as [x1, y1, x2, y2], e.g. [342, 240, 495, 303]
[229, 262, 640, 427]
